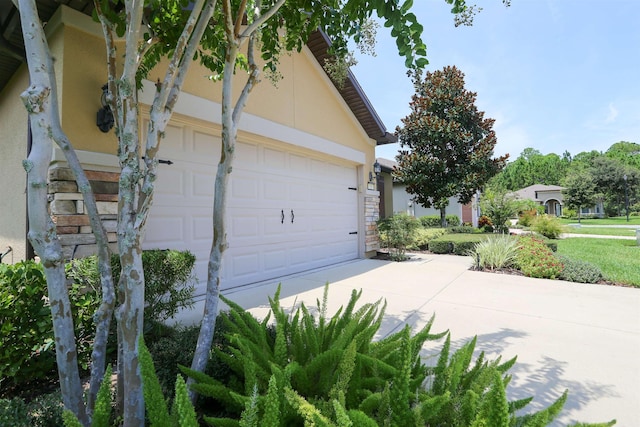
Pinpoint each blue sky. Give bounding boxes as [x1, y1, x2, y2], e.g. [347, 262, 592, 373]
[351, 0, 640, 163]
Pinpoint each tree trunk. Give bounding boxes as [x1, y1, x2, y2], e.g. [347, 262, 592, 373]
[48, 76, 115, 421]
[439, 207, 447, 228]
[190, 9, 262, 394]
[17, 1, 90, 424]
[189, 44, 238, 396]
[115, 88, 146, 425]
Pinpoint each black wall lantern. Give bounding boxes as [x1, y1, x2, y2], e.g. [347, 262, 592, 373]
[96, 84, 114, 133]
[369, 160, 381, 182]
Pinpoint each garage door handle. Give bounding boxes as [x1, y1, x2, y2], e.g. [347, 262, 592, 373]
[281, 210, 284, 224]
[349, 231, 358, 235]
[291, 209, 295, 223]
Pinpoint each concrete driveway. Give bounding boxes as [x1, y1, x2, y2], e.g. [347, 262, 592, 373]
[180, 254, 639, 426]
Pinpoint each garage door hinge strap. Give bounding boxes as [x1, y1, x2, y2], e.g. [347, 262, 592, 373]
[141, 156, 174, 165]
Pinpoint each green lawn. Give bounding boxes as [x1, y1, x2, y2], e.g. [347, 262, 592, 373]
[557, 238, 640, 287]
[563, 227, 638, 237]
[559, 216, 640, 226]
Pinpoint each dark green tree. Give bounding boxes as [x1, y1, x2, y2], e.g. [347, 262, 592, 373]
[590, 157, 638, 216]
[491, 148, 570, 190]
[562, 169, 598, 223]
[605, 141, 640, 169]
[395, 66, 508, 227]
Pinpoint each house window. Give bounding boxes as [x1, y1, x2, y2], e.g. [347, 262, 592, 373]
[581, 207, 589, 214]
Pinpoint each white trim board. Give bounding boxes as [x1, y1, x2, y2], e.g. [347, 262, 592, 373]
[139, 80, 366, 165]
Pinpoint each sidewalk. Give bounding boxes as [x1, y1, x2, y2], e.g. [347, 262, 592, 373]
[177, 254, 639, 426]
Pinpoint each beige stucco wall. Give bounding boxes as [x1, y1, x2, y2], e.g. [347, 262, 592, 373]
[0, 22, 66, 262]
[0, 72, 29, 262]
[57, 7, 376, 188]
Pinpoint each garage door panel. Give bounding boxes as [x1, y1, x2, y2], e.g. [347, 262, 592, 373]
[263, 179, 288, 203]
[230, 215, 260, 238]
[264, 147, 287, 170]
[192, 172, 214, 198]
[149, 125, 359, 291]
[145, 215, 185, 245]
[154, 167, 185, 201]
[192, 215, 213, 242]
[193, 131, 221, 160]
[264, 250, 288, 272]
[236, 141, 259, 164]
[231, 176, 259, 201]
[229, 251, 261, 278]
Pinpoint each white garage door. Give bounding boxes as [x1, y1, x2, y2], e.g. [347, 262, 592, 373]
[143, 123, 359, 293]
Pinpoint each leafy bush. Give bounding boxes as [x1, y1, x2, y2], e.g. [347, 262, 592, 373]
[0, 391, 64, 427]
[419, 215, 442, 228]
[531, 214, 565, 239]
[182, 285, 611, 426]
[146, 321, 235, 399]
[452, 240, 477, 256]
[419, 214, 460, 227]
[70, 249, 197, 326]
[1, 250, 196, 393]
[377, 214, 421, 261]
[478, 215, 493, 228]
[556, 255, 603, 284]
[480, 189, 518, 233]
[447, 225, 480, 234]
[408, 228, 446, 250]
[428, 239, 453, 254]
[429, 234, 489, 255]
[562, 208, 577, 219]
[518, 209, 537, 227]
[445, 214, 461, 226]
[516, 235, 564, 279]
[469, 235, 519, 270]
[0, 262, 56, 388]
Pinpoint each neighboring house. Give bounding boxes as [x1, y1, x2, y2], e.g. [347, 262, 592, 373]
[510, 184, 604, 218]
[376, 158, 478, 226]
[0, 4, 394, 293]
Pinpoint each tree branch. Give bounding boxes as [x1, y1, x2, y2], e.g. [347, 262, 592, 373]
[240, 0, 286, 41]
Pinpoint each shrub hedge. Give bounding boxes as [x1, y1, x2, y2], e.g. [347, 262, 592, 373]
[556, 255, 603, 284]
[428, 234, 490, 255]
[419, 214, 460, 227]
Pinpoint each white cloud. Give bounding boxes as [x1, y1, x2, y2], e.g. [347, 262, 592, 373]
[605, 102, 618, 124]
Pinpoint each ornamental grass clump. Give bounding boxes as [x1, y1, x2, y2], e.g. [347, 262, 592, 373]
[469, 234, 519, 270]
[516, 235, 564, 279]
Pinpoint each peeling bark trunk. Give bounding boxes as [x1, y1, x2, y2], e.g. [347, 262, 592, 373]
[189, 47, 238, 395]
[47, 59, 115, 423]
[91, 0, 215, 422]
[18, 1, 98, 425]
[21, 84, 88, 426]
[190, 6, 263, 394]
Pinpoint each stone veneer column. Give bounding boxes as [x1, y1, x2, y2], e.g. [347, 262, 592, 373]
[364, 190, 380, 253]
[48, 165, 119, 259]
